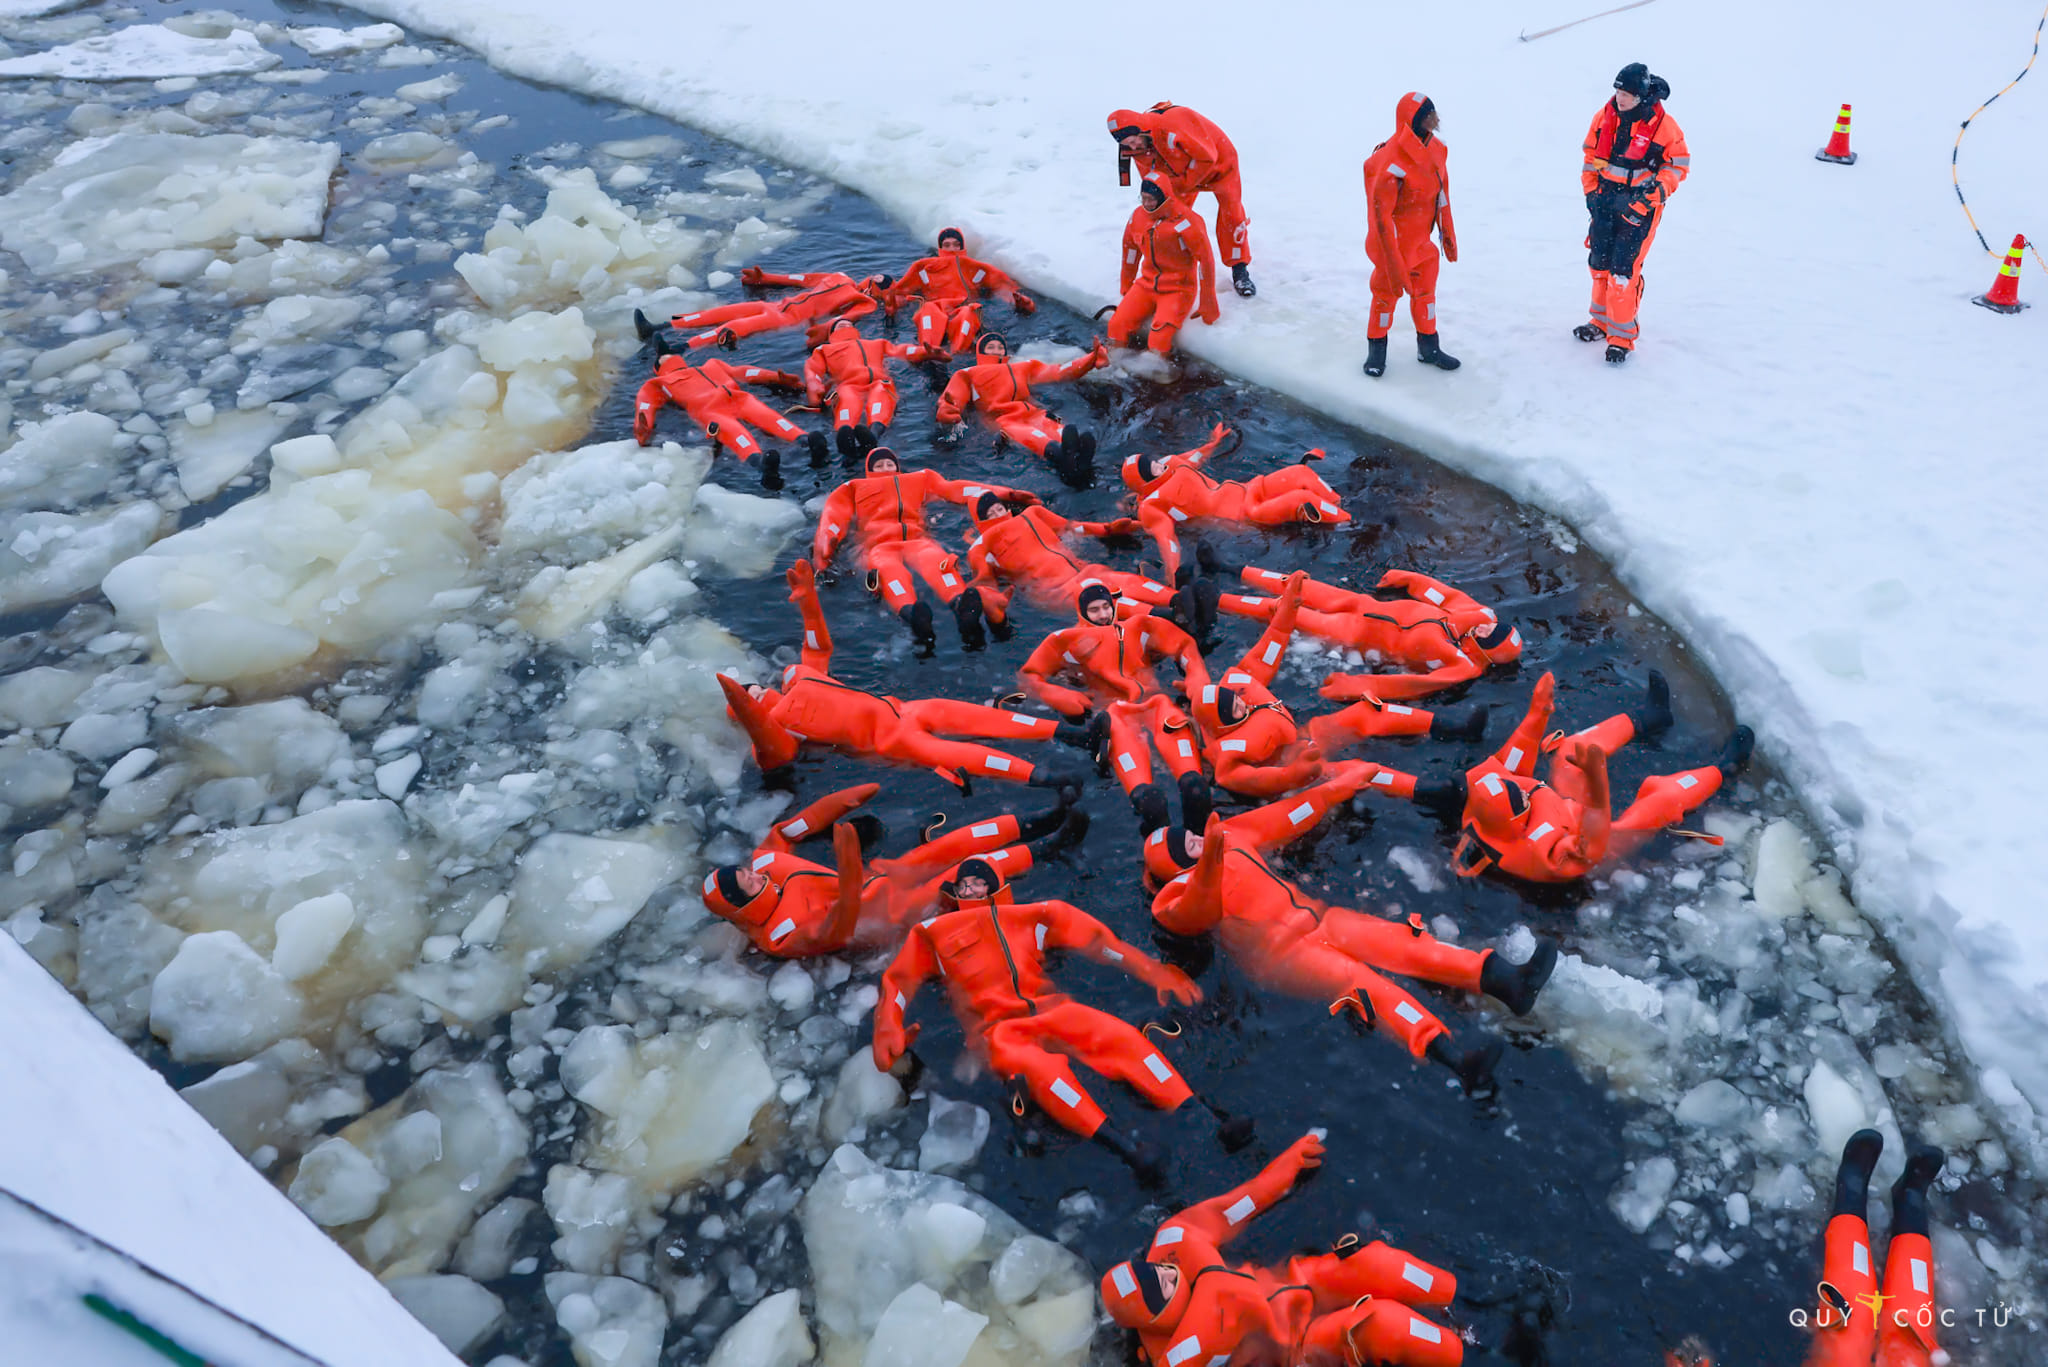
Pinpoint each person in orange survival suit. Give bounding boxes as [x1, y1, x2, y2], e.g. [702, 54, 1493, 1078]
[717, 559, 1097, 792]
[1109, 103, 1256, 297]
[1019, 582, 1214, 835]
[632, 339, 827, 489]
[1180, 569, 1326, 799]
[1101, 1129, 1470, 1366]
[634, 266, 888, 351]
[961, 491, 1180, 618]
[1121, 424, 1349, 585]
[1410, 670, 1755, 884]
[1362, 92, 1460, 378]
[700, 781, 1089, 956]
[1147, 766, 1554, 1094]
[813, 447, 1035, 654]
[1575, 63, 1689, 363]
[1798, 1129, 1948, 1367]
[880, 227, 1038, 357]
[802, 318, 930, 459]
[1108, 179, 1221, 359]
[872, 857, 1253, 1184]
[936, 332, 1109, 488]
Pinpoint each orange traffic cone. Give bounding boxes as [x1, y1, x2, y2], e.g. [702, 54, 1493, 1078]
[1974, 235, 2028, 313]
[1815, 104, 1856, 164]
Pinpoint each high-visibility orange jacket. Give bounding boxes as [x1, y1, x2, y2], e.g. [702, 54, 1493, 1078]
[632, 356, 802, 445]
[1109, 102, 1237, 199]
[1121, 430, 1346, 582]
[935, 345, 1106, 427]
[882, 247, 1027, 309]
[1019, 606, 1207, 717]
[813, 451, 1032, 567]
[801, 320, 926, 408]
[1364, 91, 1457, 268]
[1120, 190, 1220, 324]
[1580, 99, 1690, 209]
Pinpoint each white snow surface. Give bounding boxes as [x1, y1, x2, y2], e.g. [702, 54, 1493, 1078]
[0, 938, 460, 1367]
[333, 0, 2048, 1144]
[0, 24, 279, 80]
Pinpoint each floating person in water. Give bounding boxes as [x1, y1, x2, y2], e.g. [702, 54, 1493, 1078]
[1107, 178, 1220, 358]
[1100, 1129, 1469, 1366]
[631, 339, 825, 488]
[1120, 423, 1349, 583]
[802, 318, 930, 458]
[813, 447, 1034, 654]
[716, 559, 1097, 792]
[636, 265, 888, 351]
[1794, 1129, 1947, 1367]
[962, 491, 1177, 616]
[1406, 670, 1753, 884]
[700, 781, 1088, 956]
[935, 332, 1109, 489]
[871, 855, 1250, 1184]
[879, 226, 1038, 356]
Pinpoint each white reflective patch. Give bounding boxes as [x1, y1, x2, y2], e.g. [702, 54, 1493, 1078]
[918, 269, 930, 282]
[985, 756, 1012, 772]
[807, 630, 819, 647]
[1178, 740, 1193, 757]
[964, 485, 987, 497]
[1403, 1262, 1434, 1292]
[895, 990, 907, 1008]
[1372, 771, 1395, 785]
[1202, 686, 1218, 703]
[1111, 1263, 1138, 1297]
[1155, 1225, 1184, 1245]
[1506, 747, 1524, 770]
[753, 853, 776, 870]
[1223, 1196, 1255, 1224]
[972, 269, 986, 283]
[784, 818, 809, 837]
[703, 872, 718, 894]
[1289, 802, 1315, 824]
[1426, 658, 1443, 669]
[942, 574, 957, 587]
[1395, 1001, 1424, 1024]
[1528, 822, 1555, 841]
[1051, 1078, 1083, 1107]
[1063, 651, 1078, 665]
[1409, 1318, 1442, 1344]
[1164, 1338, 1202, 1367]
[989, 849, 1010, 861]
[1148, 830, 1165, 844]
[769, 918, 797, 942]
[1168, 508, 1189, 522]
[1036, 923, 1047, 950]
[1175, 219, 1192, 232]
[1221, 739, 1248, 753]
[1852, 1242, 1869, 1275]
[1144, 1053, 1172, 1082]
[1480, 773, 1504, 795]
[888, 580, 905, 595]
[1911, 1258, 1928, 1293]
[1388, 704, 1413, 715]
[1509, 628, 1522, 646]
[1207, 1357, 1229, 1367]
[1263, 642, 1281, 665]
[1012, 713, 1037, 726]
[1228, 673, 1251, 684]
[1388, 164, 1408, 178]
[971, 821, 1000, 837]
[1104, 947, 1123, 961]
[1677, 773, 1699, 789]
[1119, 754, 1138, 772]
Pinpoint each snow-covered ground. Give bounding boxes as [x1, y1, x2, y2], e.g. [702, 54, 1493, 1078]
[326, 0, 2048, 1151]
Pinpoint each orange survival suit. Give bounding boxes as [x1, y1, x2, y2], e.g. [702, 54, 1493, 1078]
[1363, 92, 1458, 346]
[1121, 425, 1349, 583]
[963, 496, 1173, 615]
[881, 228, 1037, 356]
[813, 448, 1030, 649]
[1108, 180, 1220, 356]
[717, 560, 1089, 789]
[632, 353, 812, 466]
[669, 267, 883, 350]
[1802, 1130, 1946, 1367]
[937, 334, 1108, 486]
[1181, 571, 1327, 798]
[1108, 103, 1252, 270]
[1100, 1130, 1465, 1367]
[1579, 65, 1689, 354]
[802, 319, 926, 454]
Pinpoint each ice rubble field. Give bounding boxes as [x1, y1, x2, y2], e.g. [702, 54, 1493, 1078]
[322, 0, 2048, 1147]
[0, 5, 2043, 1366]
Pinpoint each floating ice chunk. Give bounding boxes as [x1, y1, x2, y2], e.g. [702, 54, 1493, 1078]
[0, 666, 89, 729]
[386, 1275, 504, 1356]
[374, 751, 422, 799]
[704, 166, 767, 195]
[170, 698, 349, 792]
[1675, 1078, 1752, 1132]
[561, 1020, 774, 1198]
[396, 73, 462, 103]
[497, 439, 708, 557]
[149, 929, 304, 1062]
[545, 1273, 666, 1367]
[1802, 1059, 1871, 1162]
[289, 1135, 389, 1226]
[1386, 844, 1441, 893]
[821, 1051, 904, 1143]
[233, 293, 368, 348]
[286, 22, 403, 56]
[908, 1200, 989, 1284]
[619, 560, 695, 621]
[918, 1094, 990, 1173]
[1750, 819, 1811, 919]
[29, 331, 136, 382]
[507, 833, 684, 969]
[455, 1196, 536, 1281]
[866, 1284, 988, 1367]
[359, 131, 449, 168]
[707, 1288, 813, 1367]
[457, 169, 711, 313]
[376, 44, 439, 67]
[607, 166, 649, 190]
[767, 961, 814, 1014]
[169, 407, 291, 501]
[0, 24, 278, 80]
[517, 524, 689, 640]
[0, 0, 90, 16]
[681, 483, 805, 578]
[544, 1165, 638, 1274]
[0, 746, 74, 812]
[0, 133, 337, 277]
[1608, 1155, 1677, 1234]
[598, 136, 682, 161]
[1, 503, 162, 614]
[270, 892, 356, 980]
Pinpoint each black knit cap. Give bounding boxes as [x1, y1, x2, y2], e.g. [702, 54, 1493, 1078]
[974, 490, 1005, 520]
[950, 857, 1000, 897]
[1077, 582, 1118, 620]
[1140, 178, 1167, 203]
[1214, 686, 1243, 721]
[1161, 826, 1198, 868]
[1613, 62, 1653, 96]
[1131, 1260, 1170, 1314]
[977, 331, 1009, 355]
[1134, 451, 1162, 481]
[937, 226, 964, 248]
[714, 866, 756, 907]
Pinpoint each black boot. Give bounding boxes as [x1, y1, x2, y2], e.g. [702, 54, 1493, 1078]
[1830, 1128, 1884, 1218]
[1093, 1122, 1167, 1187]
[1128, 783, 1170, 834]
[651, 331, 672, 359]
[1629, 670, 1673, 741]
[1417, 333, 1461, 371]
[1716, 725, 1755, 780]
[1027, 756, 1091, 792]
[901, 602, 936, 655]
[952, 589, 989, 651]
[842, 813, 888, 855]
[1027, 806, 1090, 860]
[1203, 1096, 1255, 1151]
[1053, 711, 1108, 757]
[1426, 1035, 1503, 1096]
[759, 449, 783, 491]
[1016, 787, 1076, 840]
[1890, 1143, 1945, 1238]
[987, 608, 1014, 643]
[853, 424, 878, 453]
[1412, 774, 1467, 820]
[633, 307, 658, 341]
[1231, 263, 1256, 298]
[1178, 772, 1213, 832]
[807, 431, 831, 467]
[1041, 440, 1072, 484]
[1363, 336, 1388, 378]
[1069, 429, 1098, 464]
[1480, 939, 1559, 1017]
[1572, 322, 1604, 343]
[1605, 344, 1629, 364]
[835, 425, 862, 459]
[1428, 703, 1489, 742]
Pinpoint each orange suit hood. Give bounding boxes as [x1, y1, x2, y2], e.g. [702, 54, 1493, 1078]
[1099, 1258, 1193, 1331]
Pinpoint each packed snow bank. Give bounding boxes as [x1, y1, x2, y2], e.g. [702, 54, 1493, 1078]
[0, 939, 461, 1367]
[333, 0, 2048, 1152]
[0, 24, 278, 81]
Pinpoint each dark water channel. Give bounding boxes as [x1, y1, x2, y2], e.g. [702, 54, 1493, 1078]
[4, 1, 2033, 1364]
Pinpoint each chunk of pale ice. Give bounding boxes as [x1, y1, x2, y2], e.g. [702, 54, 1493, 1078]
[561, 1020, 774, 1199]
[457, 168, 710, 313]
[395, 73, 461, 103]
[821, 1050, 903, 1142]
[704, 167, 767, 196]
[0, 411, 119, 510]
[233, 293, 368, 348]
[866, 1284, 988, 1367]
[169, 697, 349, 793]
[286, 23, 404, 56]
[918, 1094, 990, 1173]
[989, 1236, 1064, 1307]
[543, 1165, 638, 1275]
[706, 1288, 814, 1367]
[507, 834, 684, 970]
[1011, 1288, 1096, 1357]
[1675, 1079, 1753, 1133]
[0, 133, 335, 277]
[358, 131, 448, 167]
[0, 24, 279, 80]
[289, 1134, 389, 1226]
[545, 1273, 666, 1367]
[270, 892, 356, 980]
[0, 0, 90, 15]
[1608, 1155, 1677, 1234]
[1, 503, 163, 614]
[1386, 844, 1441, 893]
[681, 483, 805, 578]
[386, 1275, 505, 1357]
[1751, 819, 1811, 920]
[497, 439, 708, 557]
[169, 406, 290, 501]
[907, 1201, 988, 1284]
[0, 746, 74, 812]
[767, 960, 814, 1014]
[454, 1196, 536, 1282]
[0, 666, 89, 729]
[149, 929, 304, 1062]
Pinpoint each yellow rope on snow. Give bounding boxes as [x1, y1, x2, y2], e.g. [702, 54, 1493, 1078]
[1952, 2, 2048, 273]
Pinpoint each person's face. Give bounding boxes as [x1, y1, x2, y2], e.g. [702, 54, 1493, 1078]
[954, 874, 990, 900]
[938, 234, 964, 252]
[1182, 832, 1205, 860]
[1421, 109, 1441, 135]
[1141, 190, 1164, 213]
[1084, 598, 1117, 625]
[983, 502, 1011, 523]
[1221, 695, 1247, 724]
[870, 456, 899, 475]
[1119, 133, 1150, 156]
[736, 866, 768, 897]
[980, 340, 1007, 361]
[746, 684, 768, 701]
[1152, 1263, 1181, 1301]
[1613, 89, 1641, 112]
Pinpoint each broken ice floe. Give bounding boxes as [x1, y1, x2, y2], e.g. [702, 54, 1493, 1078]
[0, 24, 279, 81]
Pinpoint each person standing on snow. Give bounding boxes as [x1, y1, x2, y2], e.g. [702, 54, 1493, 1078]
[1576, 62, 1689, 363]
[1109, 103, 1257, 297]
[1362, 92, 1459, 378]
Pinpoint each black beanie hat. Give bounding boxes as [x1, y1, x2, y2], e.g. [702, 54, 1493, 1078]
[1134, 451, 1162, 482]
[1140, 178, 1166, 203]
[937, 226, 965, 248]
[714, 866, 757, 907]
[1131, 1260, 1170, 1314]
[974, 490, 1005, 520]
[1614, 62, 1652, 96]
[1214, 686, 1242, 721]
[977, 331, 1009, 355]
[1410, 96, 1436, 137]
[950, 857, 1000, 897]
[1111, 123, 1143, 141]
[1077, 581, 1117, 620]
[1161, 826, 1198, 868]
[866, 445, 900, 473]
